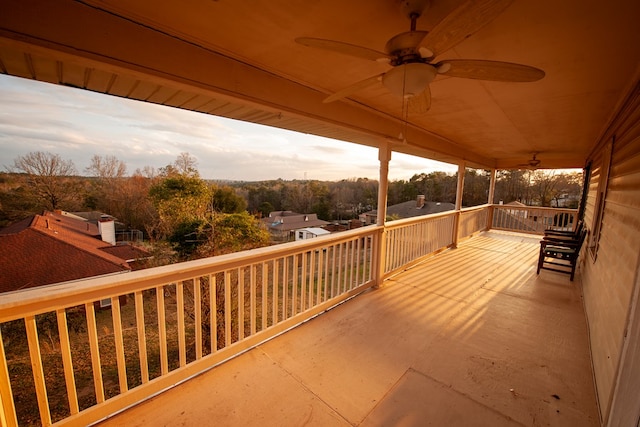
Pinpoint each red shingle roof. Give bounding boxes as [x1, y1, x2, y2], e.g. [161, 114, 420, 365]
[0, 211, 147, 293]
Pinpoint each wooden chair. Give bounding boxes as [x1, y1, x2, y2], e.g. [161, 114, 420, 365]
[544, 220, 583, 239]
[536, 228, 587, 281]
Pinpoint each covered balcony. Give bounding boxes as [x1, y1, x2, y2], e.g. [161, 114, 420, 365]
[1, 1, 639, 426]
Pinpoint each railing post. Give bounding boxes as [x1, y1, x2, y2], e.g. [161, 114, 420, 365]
[375, 142, 391, 287]
[487, 205, 495, 231]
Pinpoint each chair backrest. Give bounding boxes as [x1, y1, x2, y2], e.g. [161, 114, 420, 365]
[576, 227, 588, 250]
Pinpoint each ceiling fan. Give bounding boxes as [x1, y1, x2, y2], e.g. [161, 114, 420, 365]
[517, 153, 542, 169]
[296, 0, 545, 113]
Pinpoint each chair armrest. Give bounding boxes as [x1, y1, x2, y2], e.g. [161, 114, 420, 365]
[543, 235, 580, 244]
[544, 229, 576, 236]
[540, 239, 581, 250]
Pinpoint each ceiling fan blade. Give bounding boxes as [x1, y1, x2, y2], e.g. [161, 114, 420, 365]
[437, 59, 545, 82]
[323, 74, 384, 103]
[420, 0, 514, 58]
[408, 87, 431, 114]
[295, 37, 390, 62]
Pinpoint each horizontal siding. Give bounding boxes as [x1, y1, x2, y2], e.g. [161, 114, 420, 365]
[582, 80, 640, 424]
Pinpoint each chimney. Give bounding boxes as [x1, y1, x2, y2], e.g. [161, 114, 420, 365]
[416, 195, 426, 208]
[98, 215, 116, 245]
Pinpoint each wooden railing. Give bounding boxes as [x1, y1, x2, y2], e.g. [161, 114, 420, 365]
[457, 205, 490, 241]
[0, 227, 379, 427]
[384, 211, 456, 276]
[0, 204, 577, 426]
[489, 205, 577, 234]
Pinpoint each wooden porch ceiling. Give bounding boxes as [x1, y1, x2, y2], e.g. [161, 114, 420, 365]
[97, 231, 598, 426]
[1, 0, 639, 170]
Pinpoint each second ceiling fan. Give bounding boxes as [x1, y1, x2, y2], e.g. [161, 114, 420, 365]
[296, 0, 545, 113]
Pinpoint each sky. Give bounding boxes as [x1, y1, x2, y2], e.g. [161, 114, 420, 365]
[0, 74, 457, 181]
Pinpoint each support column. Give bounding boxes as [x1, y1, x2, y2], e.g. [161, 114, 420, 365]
[453, 162, 466, 247]
[375, 142, 391, 288]
[488, 168, 497, 205]
[487, 168, 497, 231]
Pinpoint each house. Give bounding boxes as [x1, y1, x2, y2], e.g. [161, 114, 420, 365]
[294, 227, 331, 241]
[261, 210, 330, 242]
[360, 195, 455, 225]
[1, 1, 640, 426]
[0, 210, 149, 294]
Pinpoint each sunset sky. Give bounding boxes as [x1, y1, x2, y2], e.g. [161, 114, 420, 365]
[0, 74, 457, 181]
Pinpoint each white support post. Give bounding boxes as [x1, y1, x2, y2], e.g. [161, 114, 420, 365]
[375, 142, 391, 287]
[453, 162, 466, 247]
[487, 168, 497, 231]
[488, 168, 497, 205]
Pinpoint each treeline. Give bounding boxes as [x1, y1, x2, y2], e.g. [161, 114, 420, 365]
[1, 151, 583, 247]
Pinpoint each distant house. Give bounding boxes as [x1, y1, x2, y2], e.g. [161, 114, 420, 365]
[295, 227, 331, 241]
[262, 211, 330, 242]
[0, 210, 150, 296]
[359, 195, 455, 225]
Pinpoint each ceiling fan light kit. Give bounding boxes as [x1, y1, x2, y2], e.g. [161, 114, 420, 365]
[383, 63, 437, 97]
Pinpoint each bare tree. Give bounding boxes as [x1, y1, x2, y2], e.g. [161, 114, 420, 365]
[85, 155, 127, 183]
[11, 151, 78, 211]
[174, 152, 199, 177]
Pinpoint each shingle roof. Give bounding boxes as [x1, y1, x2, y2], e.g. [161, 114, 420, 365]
[0, 211, 147, 293]
[262, 211, 329, 232]
[365, 201, 455, 219]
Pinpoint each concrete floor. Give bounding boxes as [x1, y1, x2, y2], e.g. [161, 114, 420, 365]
[98, 231, 599, 426]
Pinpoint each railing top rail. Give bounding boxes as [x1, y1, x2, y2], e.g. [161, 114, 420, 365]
[460, 204, 491, 213]
[0, 225, 381, 323]
[490, 205, 578, 213]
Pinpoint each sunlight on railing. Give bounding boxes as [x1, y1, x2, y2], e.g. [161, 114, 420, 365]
[490, 205, 576, 234]
[0, 205, 578, 426]
[384, 211, 456, 275]
[0, 227, 378, 427]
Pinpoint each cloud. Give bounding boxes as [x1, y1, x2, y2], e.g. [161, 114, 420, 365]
[0, 74, 456, 181]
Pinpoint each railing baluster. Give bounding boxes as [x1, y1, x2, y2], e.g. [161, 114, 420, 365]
[355, 237, 362, 287]
[0, 328, 18, 427]
[85, 303, 105, 403]
[283, 257, 289, 319]
[300, 253, 307, 311]
[250, 265, 257, 336]
[292, 254, 299, 315]
[56, 309, 79, 414]
[156, 286, 168, 375]
[209, 275, 217, 353]
[110, 298, 128, 393]
[238, 268, 245, 341]
[261, 263, 268, 331]
[194, 277, 202, 359]
[176, 281, 186, 366]
[316, 247, 324, 305]
[272, 261, 279, 324]
[308, 251, 313, 307]
[25, 316, 51, 426]
[224, 271, 232, 347]
[134, 291, 149, 383]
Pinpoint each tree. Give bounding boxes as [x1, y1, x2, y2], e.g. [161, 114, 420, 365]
[10, 151, 80, 211]
[149, 174, 212, 240]
[211, 186, 247, 213]
[173, 152, 199, 177]
[85, 154, 128, 216]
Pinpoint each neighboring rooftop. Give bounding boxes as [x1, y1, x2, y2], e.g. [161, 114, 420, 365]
[0, 211, 149, 294]
[262, 211, 329, 232]
[360, 196, 455, 224]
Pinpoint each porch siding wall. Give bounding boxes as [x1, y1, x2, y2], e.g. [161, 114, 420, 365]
[582, 79, 640, 425]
